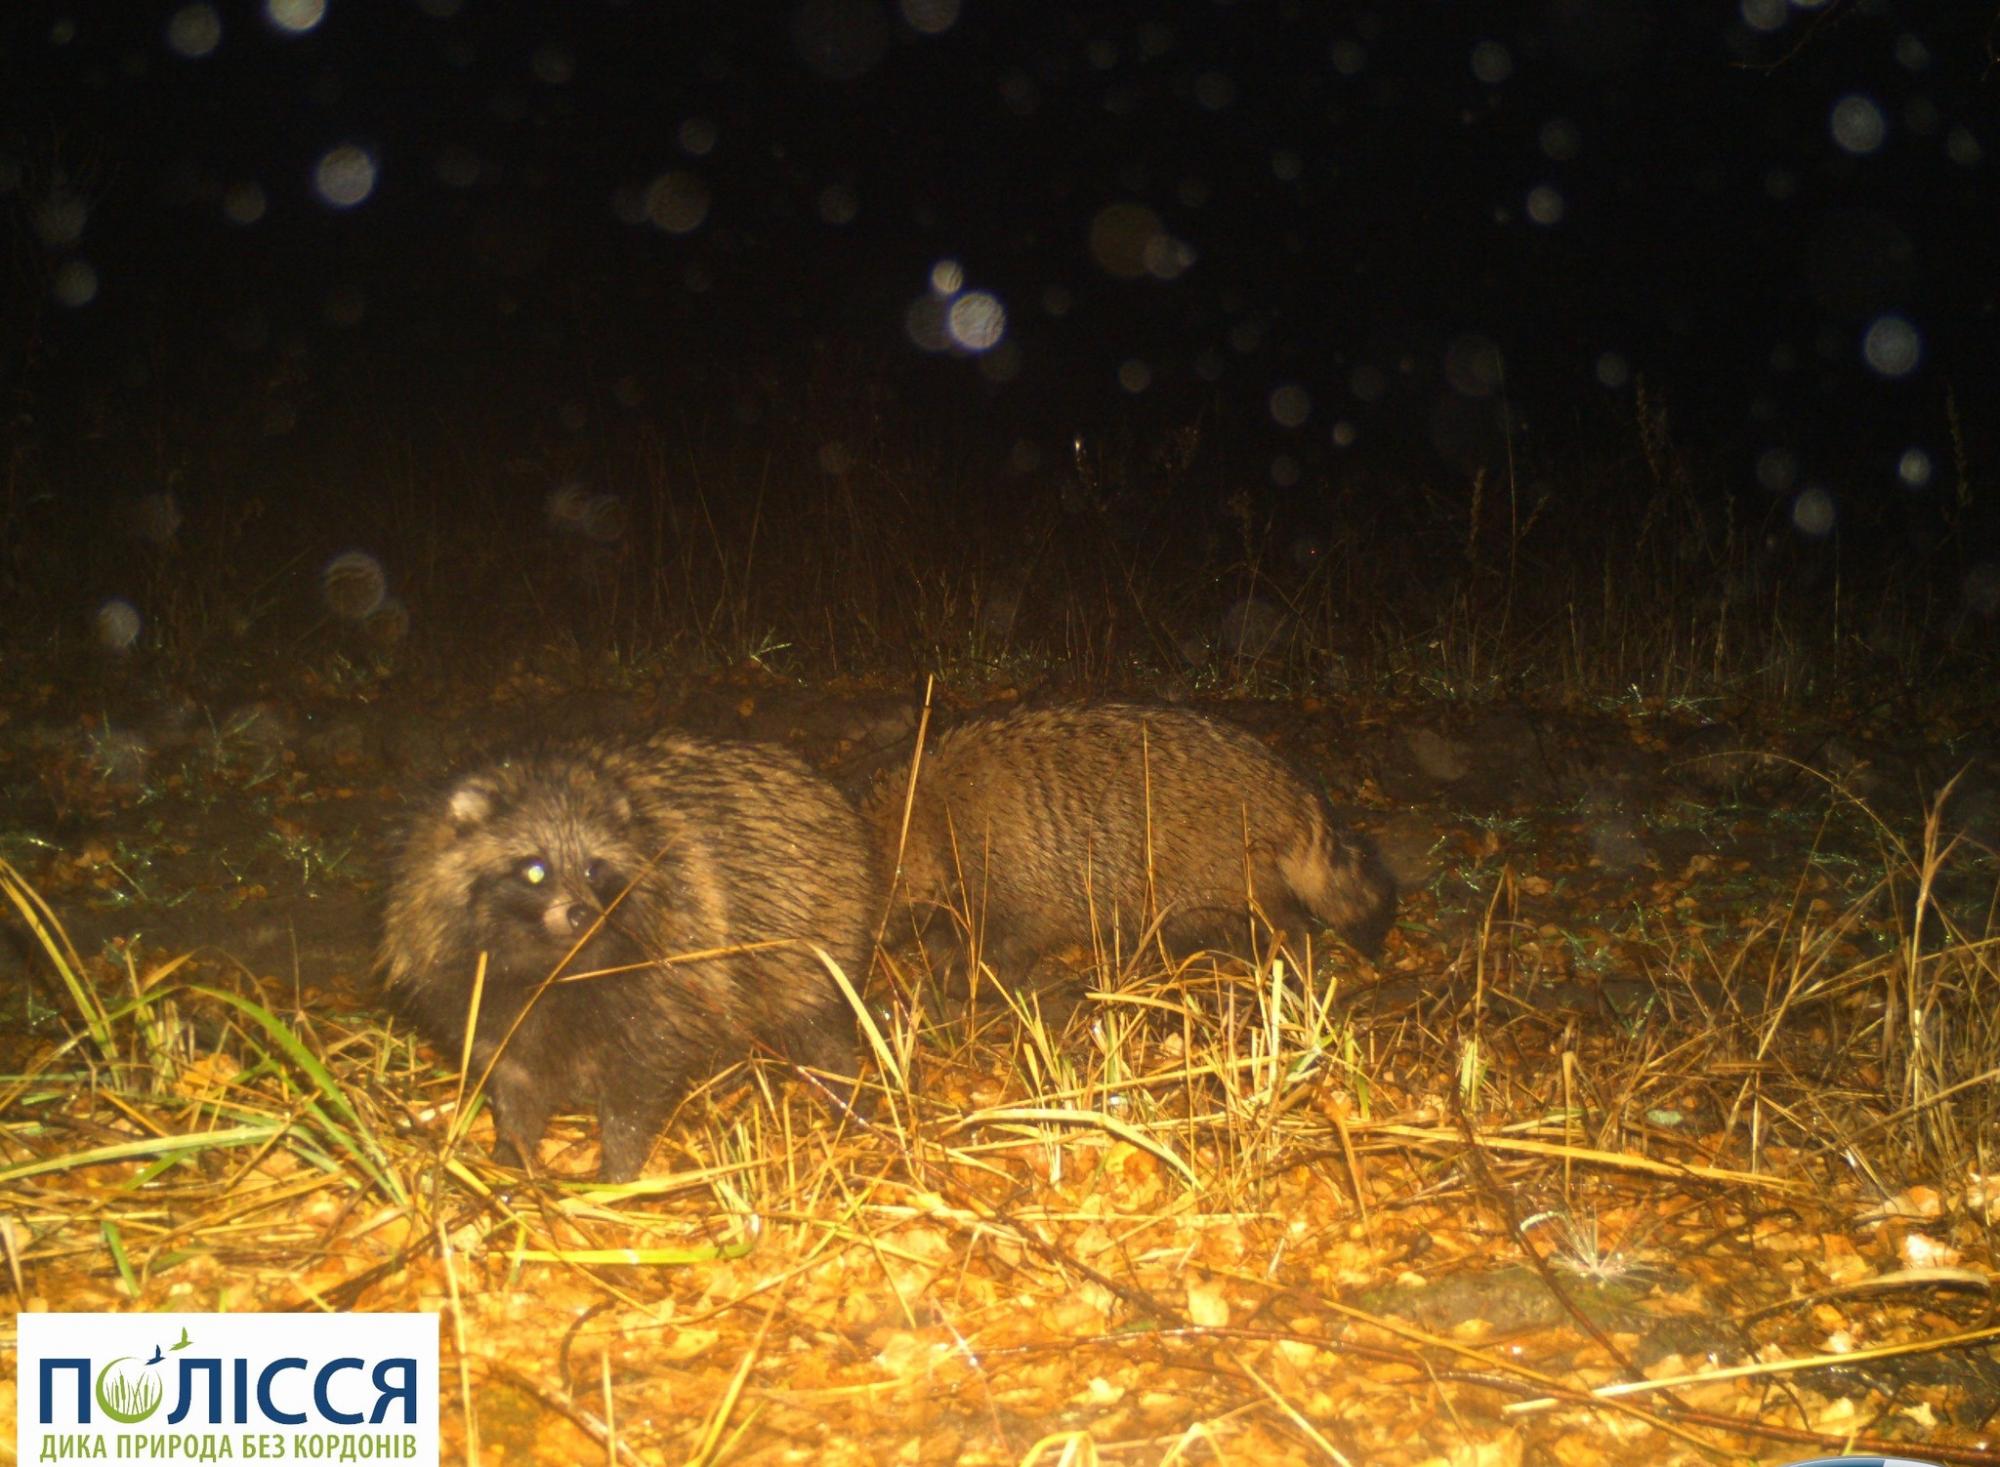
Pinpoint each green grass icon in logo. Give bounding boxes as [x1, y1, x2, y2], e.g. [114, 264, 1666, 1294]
[94, 1348, 169, 1424]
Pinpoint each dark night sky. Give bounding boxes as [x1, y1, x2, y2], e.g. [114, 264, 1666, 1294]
[3, 0, 1994, 498]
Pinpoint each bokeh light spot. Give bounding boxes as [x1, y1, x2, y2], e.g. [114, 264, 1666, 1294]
[1444, 334, 1505, 397]
[1861, 314, 1921, 377]
[166, 4, 222, 59]
[1830, 94, 1887, 156]
[531, 46, 575, 86]
[1268, 384, 1311, 428]
[900, 0, 959, 35]
[792, 0, 890, 82]
[222, 181, 267, 224]
[96, 599, 143, 652]
[1470, 40, 1512, 85]
[52, 259, 97, 307]
[1538, 119, 1580, 161]
[322, 551, 389, 621]
[645, 171, 711, 234]
[1756, 447, 1798, 494]
[1193, 71, 1235, 111]
[1739, 0, 1785, 33]
[678, 118, 718, 157]
[263, 0, 324, 33]
[946, 291, 1006, 352]
[1791, 486, 1836, 538]
[817, 182, 858, 225]
[1088, 201, 1166, 279]
[903, 294, 948, 351]
[313, 145, 377, 208]
[32, 189, 87, 247]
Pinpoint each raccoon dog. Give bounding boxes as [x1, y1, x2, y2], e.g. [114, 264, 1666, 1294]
[383, 734, 876, 1180]
[865, 703, 1394, 979]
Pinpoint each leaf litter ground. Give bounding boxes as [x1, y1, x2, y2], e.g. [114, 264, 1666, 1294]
[2, 670, 1998, 1466]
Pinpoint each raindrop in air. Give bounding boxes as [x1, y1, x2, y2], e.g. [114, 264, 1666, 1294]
[1444, 334, 1505, 397]
[52, 260, 97, 307]
[1088, 202, 1166, 279]
[1861, 314, 1921, 378]
[1791, 486, 1836, 538]
[1268, 384, 1311, 428]
[31, 190, 87, 247]
[817, 183, 858, 225]
[1194, 72, 1235, 111]
[644, 172, 710, 234]
[264, 0, 325, 34]
[435, 145, 482, 190]
[903, 294, 949, 352]
[678, 118, 718, 157]
[791, 0, 890, 83]
[531, 46, 575, 86]
[313, 145, 377, 208]
[900, 0, 959, 36]
[1470, 40, 1512, 85]
[1143, 234, 1196, 281]
[96, 600, 143, 652]
[1739, 0, 1785, 33]
[119, 493, 182, 544]
[1829, 95, 1887, 156]
[1963, 564, 2000, 620]
[166, 4, 222, 59]
[322, 551, 388, 620]
[946, 292, 1006, 352]
[1896, 447, 1932, 489]
[1538, 119, 1580, 161]
[222, 181, 267, 224]
[1756, 448, 1798, 494]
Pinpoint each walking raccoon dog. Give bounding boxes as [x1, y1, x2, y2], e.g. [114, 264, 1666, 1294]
[864, 703, 1394, 980]
[382, 733, 876, 1180]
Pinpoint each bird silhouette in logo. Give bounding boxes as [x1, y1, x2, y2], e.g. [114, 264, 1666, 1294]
[145, 1346, 163, 1366]
[170, 1327, 193, 1351]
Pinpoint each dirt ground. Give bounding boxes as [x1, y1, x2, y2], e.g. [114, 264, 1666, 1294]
[5, 668, 2000, 1463]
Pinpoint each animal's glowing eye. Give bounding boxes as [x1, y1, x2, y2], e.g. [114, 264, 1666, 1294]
[584, 861, 602, 885]
[516, 858, 549, 886]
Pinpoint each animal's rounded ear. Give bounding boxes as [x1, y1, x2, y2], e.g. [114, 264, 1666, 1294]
[446, 777, 498, 828]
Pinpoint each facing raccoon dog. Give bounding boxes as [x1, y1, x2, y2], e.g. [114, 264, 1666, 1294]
[865, 703, 1394, 981]
[382, 733, 877, 1181]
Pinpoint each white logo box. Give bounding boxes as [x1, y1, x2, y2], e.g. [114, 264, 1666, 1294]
[19, 1313, 439, 1465]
